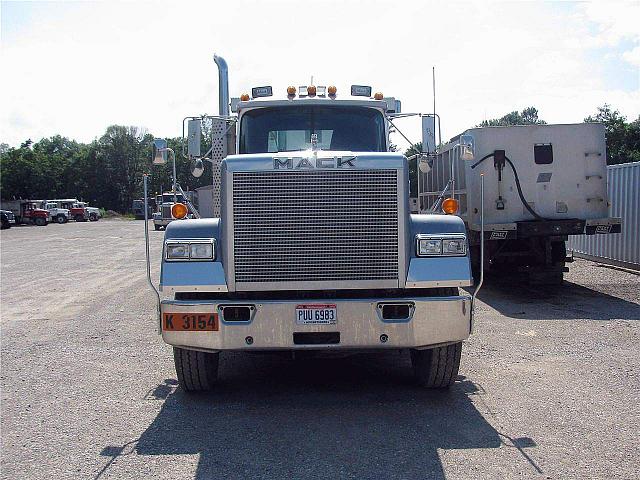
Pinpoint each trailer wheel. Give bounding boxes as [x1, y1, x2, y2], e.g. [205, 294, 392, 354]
[173, 347, 219, 392]
[411, 342, 462, 389]
[56, 215, 66, 224]
[34, 217, 47, 226]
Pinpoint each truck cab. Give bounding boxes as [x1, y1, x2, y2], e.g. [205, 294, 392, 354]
[1, 200, 50, 226]
[153, 192, 194, 230]
[150, 57, 476, 392]
[41, 201, 70, 224]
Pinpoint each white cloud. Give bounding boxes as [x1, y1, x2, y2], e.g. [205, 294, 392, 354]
[0, 0, 638, 150]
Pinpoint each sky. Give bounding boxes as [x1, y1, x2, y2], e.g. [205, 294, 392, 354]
[1, 0, 639, 151]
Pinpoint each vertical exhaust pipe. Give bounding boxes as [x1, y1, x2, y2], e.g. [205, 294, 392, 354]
[214, 54, 230, 116]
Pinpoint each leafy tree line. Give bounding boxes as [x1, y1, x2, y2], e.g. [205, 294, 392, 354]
[0, 125, 214, 213]
[404, 105, 640, 197]
[1, 105, 637, 212]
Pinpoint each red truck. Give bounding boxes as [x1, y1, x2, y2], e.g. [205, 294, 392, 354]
[0, 200, 50, 226]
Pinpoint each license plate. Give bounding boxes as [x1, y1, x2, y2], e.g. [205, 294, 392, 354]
[295, 304, 337, 325]
[163, 313, 219, 331]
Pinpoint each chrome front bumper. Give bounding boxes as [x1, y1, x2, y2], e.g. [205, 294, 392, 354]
[161, 294, 472, 351]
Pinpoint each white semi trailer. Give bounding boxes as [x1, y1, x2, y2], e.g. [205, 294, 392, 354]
[144, 55, 483, 392]
[419, 124, 622, 284]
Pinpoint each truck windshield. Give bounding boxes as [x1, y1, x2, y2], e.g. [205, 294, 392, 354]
[161, 194, 185, 203]
[239, 105, 386, 154]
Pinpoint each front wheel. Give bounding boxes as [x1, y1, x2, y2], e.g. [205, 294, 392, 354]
[34, 217, 47, 226]
[154, 224, 161, 231]
[89, 213, 97, 221]
[56, 215, 66, 224]
[173, 347, 219, 392]
[411, 342, 462, 388]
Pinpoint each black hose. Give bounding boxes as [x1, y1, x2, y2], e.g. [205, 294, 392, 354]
[470, 152, 547, 221]
[504, 156, 546, 221]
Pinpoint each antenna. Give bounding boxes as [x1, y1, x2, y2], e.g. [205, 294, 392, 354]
[432, 66, 436, 121]
[432, 66, 441, 148]
[310, 75, 314, 86]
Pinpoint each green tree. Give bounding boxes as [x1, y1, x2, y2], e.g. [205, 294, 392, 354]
[584, 104, 640, 165]
[479, 106, 547, 127]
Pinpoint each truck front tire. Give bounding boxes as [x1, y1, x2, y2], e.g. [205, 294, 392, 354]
[173, 347, 219, 392]
[411, 342, 462, 388]
[56, 215, 66, 224]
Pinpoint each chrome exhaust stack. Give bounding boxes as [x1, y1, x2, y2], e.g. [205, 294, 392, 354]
[214, 54, 230, 116]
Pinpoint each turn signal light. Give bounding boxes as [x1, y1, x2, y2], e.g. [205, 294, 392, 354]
[307, 85, 317, 96]
[171, 203, 188, 219]
[328, 85, 337, 96]
[287, 86, 296, 96]
[240, 93, 250, 101]
[442, 198, 459, 215]
[374, 92, 384, 100]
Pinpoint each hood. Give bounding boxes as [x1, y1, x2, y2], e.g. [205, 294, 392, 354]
[223, 151, 406, 173]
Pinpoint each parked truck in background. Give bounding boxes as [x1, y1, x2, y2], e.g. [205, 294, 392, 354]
[145, 55, 479, 392]
[0, 200, 50, 226]
[38, 201, 70, 224]
[48, 199, 100, 222]
[133, 198, 156, 220]
[152, 191, 195, 230]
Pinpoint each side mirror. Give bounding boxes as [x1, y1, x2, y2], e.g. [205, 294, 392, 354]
[152, 138, 168, 165]
[421, 116, 436, 154]
[191, 158, 204, 178]
[460, 134, 475, 161]
[187, 119, 202, 158]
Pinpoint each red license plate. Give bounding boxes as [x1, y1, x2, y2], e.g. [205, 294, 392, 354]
[163, 313, 219, 331]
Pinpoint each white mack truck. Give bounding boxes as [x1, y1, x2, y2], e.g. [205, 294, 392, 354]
[145, 55, 483, 392]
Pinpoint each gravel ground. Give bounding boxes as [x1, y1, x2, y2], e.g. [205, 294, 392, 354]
[1, 220, 639, 479]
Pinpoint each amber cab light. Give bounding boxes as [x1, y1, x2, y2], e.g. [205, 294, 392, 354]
[171, 203, 189, 219]
[240, 93, 250, 101]
[287, 86, 296, 96]
[307, 85, 317, 96]
[374, 92, 384, 100]
[442, 198, 459, 215]
[327, 85, 337, 96]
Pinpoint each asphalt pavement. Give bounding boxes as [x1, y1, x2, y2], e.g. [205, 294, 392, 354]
[1, 220, 638, 479]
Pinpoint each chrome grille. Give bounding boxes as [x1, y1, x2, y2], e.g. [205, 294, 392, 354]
[162, 205, 172, 218]
[232, 170, 399, 284]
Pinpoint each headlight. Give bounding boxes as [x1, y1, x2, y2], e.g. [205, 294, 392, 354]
[166, 242, 190, 260]
[165, 239, 215, 261]
[442, 238, 466, 255]
[189, 242, 213, 259]
[416, 235, 466, 257]
[418, 238, 442, 256]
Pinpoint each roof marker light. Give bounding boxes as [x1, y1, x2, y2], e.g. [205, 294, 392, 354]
[328, 85, 337, 97]
[240, 93, 250, 101]
[374, 92, 384, 100]
[307, 85, 317, 96]
[287, 86, 296, 96]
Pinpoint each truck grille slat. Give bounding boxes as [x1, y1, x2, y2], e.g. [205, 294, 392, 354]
[232, 170, 399, 284]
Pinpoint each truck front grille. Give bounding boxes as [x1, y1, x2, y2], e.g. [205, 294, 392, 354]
[232, 170, 399, 285]
[162, 205, 172, 218]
